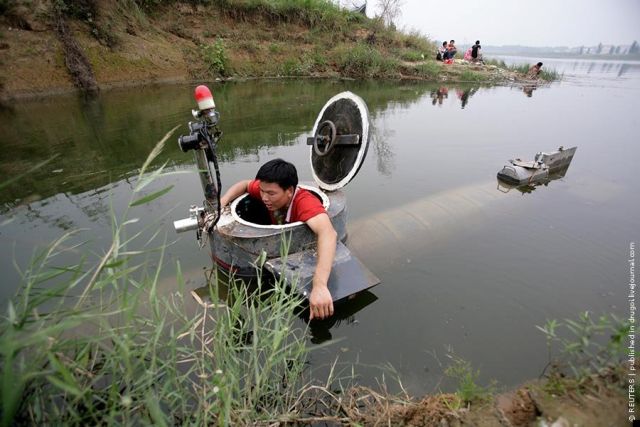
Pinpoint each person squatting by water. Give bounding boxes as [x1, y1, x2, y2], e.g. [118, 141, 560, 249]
[471, 40, 483, 63]
[437, 41, 447, 61]
[220, 158, 337, 320]
[527, 62, 543, 79]
[464, 40, 483, 63]
[443, 40, 457, 63]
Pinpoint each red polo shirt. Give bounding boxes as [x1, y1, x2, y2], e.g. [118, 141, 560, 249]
[247, 180, 326, 224]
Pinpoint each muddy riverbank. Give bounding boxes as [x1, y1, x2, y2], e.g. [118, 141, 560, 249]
[0, 1, 540, 101]
[340, 366, 628, 426]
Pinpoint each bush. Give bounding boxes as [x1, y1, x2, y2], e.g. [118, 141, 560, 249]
[459, 69, 485, 82]
[0, 0, 10, 15]
[268, 42, 282, 54]
[445, 356, 495, 404]
[414, 61, 440, 79]
[280, 57, 310, 76]
[400, 29, 434, 52]
[335, 43, 399, 78]
[202, 38, 229, 76]
[212, 0, 353, 32]
[55, 0, 98, 19]
[400, 50, 424, 62]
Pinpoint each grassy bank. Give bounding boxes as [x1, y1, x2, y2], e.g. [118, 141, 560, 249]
[0, 0, 546, 99]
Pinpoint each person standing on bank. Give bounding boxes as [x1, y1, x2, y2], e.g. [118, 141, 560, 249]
[220, 158, 336, 320]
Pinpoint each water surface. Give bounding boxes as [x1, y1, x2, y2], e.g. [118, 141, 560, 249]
[1, 59, 638, 394]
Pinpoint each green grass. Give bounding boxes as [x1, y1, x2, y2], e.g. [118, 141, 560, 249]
[269, 42, 283, 54]
[400, 49, 424, 62]
[211, 0, 356, 32]
[444, 355, 495, 405]
[458, 69, 486, 82]
[334, 43, 400, 78]
[399, 29, 434, 52]
[413, 61, 440, 79]
[484, 58, 561, 81]
[536, 311, 629, 380]
[280, 56, 310, 76]
[202, 38, 230, 76]
[539, 68, 561, 81]
[0, 129, 315, 425]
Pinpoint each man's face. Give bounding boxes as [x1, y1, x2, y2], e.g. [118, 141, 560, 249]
[259, 181, 293, 211]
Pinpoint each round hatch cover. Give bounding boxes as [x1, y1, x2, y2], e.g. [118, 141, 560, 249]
[309, 92, 370, 191]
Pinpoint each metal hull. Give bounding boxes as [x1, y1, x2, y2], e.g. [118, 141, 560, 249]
[497, 146, 577, 186]
[210, 185, 347, 277]
[174, 90, 379, 303]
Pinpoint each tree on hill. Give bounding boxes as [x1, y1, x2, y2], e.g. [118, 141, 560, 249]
[376, 0, 404, 27]
[630, 41, 639, 54]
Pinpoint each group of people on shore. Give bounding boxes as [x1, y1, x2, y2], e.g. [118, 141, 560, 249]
[436, 40, 458, 63]
[434, 39, 545, 82]
[437, 40, 483, 64]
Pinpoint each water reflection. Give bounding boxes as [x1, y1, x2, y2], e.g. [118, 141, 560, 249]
[430, 86, 448, 106]
[497, 165, 573, 195]
[429, 85, 481, 108]
[0, 80, 436, 212]
[371, 124, 395, 176]
[522, 84, 537, 97]
[191, 275, 378, 344]
[456, 87, 478, 108]
[306, 291, 378, 344]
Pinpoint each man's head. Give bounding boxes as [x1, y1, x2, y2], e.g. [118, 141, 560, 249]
[255, 158, 298, 211]
[442, 41, 447, 47]
[475, 40, 480, 45]
[537, 62, 543, 67]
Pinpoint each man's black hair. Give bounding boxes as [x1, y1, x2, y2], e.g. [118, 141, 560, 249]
[255, 158, 298, 190]
[537, 62, 543, 67]
[442, 41, 447, 46]
[475, 40, 480, 45]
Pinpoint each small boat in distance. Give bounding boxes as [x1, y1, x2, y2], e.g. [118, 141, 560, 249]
[497, 146, 577, 187]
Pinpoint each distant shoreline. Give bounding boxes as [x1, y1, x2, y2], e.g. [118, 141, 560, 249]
[484, 52, 640, 62]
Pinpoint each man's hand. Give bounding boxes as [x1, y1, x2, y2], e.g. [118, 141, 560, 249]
[309, 283, 333, 320]
[220, 180, 250, 208]
[305, 213, 337, 320]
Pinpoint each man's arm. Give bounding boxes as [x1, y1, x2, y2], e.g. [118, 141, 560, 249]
[305, 213, 337, 320]
[220, 180, 251, 207]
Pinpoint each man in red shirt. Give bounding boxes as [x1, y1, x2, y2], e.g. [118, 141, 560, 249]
[220, 159, 336, 320]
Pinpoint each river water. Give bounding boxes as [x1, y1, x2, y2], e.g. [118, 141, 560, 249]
[1, 57, 639, 395]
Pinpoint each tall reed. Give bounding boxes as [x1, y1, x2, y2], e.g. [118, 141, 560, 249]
[0, 129, 314, 425]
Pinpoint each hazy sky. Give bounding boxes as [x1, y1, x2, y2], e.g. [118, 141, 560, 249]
[369, 0, 640, 47]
